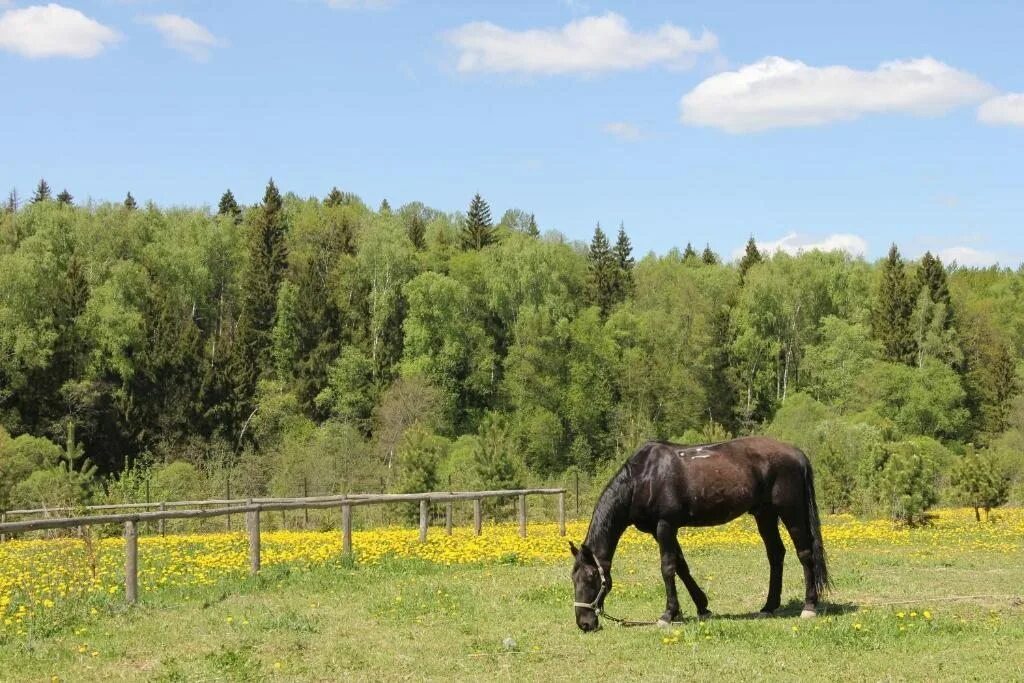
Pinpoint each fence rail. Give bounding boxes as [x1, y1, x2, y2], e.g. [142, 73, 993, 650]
[0, 488, 567, 604]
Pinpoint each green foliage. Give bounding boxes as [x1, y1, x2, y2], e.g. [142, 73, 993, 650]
[587, 224, 618, 316]
[150, 461, 207, 501]
[31, 179, 51, 204]
[950, 448, 1010, 520]
[737, 236, 762, 282]
[474, 414, 523, 493]
[124, 192, 137, 210]
[217, 189, 241, 222]
[399, 425, 448, 494]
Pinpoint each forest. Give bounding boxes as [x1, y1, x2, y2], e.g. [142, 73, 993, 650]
[1, 179, 1021, 523]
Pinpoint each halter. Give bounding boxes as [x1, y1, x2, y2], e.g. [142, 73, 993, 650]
[573, 561, 610, 613]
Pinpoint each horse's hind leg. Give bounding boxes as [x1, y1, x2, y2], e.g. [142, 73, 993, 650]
[779, 508, 820, 617]
[755, 510, 785, 615]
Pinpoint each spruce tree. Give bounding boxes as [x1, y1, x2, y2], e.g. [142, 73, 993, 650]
[683, 242, 697, 261]
[588, 223, 618, 316]
[324, 187, 345, 208]
[379, 198, 392, 215]
[738, 236, 762, 282]
[917, 252, 953, 326]
[407, 213, 426, 250]
[31, 179, 51, 203]
[124, 192, 137, 210]
[613, 222, 635, 300]
[56, 189, 73, 206]
[872, 244, 916, 365]
[461, 193, 495, 250]
[218, 189, 241, 221]
[701, 244, 719, 265]
[526, 213, 540, 237]
[234, 179, 289, 409]
[5, 189, 18, 213]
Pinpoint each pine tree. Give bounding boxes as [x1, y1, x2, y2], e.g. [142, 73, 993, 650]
[461, 193, 495, 250]
[218, 189, 241, 221]
[872, 244, 916, 365]
[701, 244, 719, 265]
[613, 222, 635, 300]
[379, 198, 392, 215]
[5, 189, 18, 213]
[56, 189, 73, 206]
[738, 236, 762, 282]
[31, 179, 52, 203]
[588, 223, 618, 316]
[526, 213, 540, 238]
[124, 192, 137, 210]
[683, 242, 698, 261]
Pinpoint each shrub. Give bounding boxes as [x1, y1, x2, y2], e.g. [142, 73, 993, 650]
[150, 461, 207, 501]
[10, 467, 92, 509]
[950, 448, 1010, 521]
[869, 440, 940, 525]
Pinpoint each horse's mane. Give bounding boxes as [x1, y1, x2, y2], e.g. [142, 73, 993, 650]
[584, 458, 635, 550]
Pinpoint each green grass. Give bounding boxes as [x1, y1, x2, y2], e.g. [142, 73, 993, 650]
[3, 532, 1024, 682]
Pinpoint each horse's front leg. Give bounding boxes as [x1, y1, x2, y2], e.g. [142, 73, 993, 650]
[655, 521, 681, 625]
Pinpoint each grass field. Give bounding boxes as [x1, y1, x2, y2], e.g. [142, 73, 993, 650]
[2, 509, 1023, 682]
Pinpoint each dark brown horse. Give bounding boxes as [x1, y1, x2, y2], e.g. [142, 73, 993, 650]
[570, 436, 830, 631]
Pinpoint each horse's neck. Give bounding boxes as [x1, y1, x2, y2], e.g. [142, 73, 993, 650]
[584, 472, 632, 565]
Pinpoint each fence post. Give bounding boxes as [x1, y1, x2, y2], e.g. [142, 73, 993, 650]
[518, 494, 527, 538]
[303, 478, 309, 529]
[158, 502, 166, 537]
[341, 503, 352, 557]
[558, 491, 566, 537]
[445, 500, 453, 536]
[246, 502, 260, 574]
[124, 520, 138, 604]
[419, 499, 428, 543]
[473, 498, 482, 536]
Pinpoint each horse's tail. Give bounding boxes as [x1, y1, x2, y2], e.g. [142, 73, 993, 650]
[802, 457, 831, 596]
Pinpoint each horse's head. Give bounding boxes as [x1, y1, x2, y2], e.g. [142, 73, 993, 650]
[569, 541, 608, 632]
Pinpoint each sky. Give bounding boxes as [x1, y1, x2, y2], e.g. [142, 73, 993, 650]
[1, 1, 1022, 266]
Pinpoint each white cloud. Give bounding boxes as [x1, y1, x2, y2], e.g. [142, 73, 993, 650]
[680, 56, 994, 133]
[141, 14, 223, 61]
[602, 121, 643, 141]
[733, 232, 868, 259]
[977, 93, 1024, 127]
[446, 12, 717, 75]
[936, 246, 1005, 267]
[0, 3, 119, 59]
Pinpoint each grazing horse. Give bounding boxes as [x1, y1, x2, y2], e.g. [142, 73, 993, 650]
[570, 436, 830, 632]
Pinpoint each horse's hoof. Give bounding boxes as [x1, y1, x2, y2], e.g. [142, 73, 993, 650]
[698, 611, 713, 620]
[656, 618, 670, 628]
[753, 611, 772, 619]
[800, 609, 817, 619]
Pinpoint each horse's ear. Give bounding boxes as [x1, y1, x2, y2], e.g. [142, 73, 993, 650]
[569, 541, 579, 557]
[580, 543, 596, 563]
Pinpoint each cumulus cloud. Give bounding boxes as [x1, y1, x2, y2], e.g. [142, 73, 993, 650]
[680, 56, 994, 133]
[0, 3, 119, 59]
[141, 14, 223, 61]
[977, 93, 1024, 127]
[936, 246, 1006, 267]
[446, 12, 717, 75]
[734, 232, 868, 260]
[602, 121, 643, 141]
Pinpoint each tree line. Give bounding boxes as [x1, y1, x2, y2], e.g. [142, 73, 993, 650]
[0, 179, 1020, 522]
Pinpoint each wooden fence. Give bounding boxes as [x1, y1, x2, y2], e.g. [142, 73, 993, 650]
[0, 488, 567, 604]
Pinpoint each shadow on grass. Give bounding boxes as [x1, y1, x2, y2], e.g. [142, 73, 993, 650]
[704, 599, 860, 621]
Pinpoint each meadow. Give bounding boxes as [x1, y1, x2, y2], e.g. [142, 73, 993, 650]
[1, 509, 1023, 682]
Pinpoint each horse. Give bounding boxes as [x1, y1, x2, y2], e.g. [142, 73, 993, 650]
[570, 436, 830, 632]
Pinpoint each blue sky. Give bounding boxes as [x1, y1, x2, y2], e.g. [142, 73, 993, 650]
[2, 1, 1022, 265]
